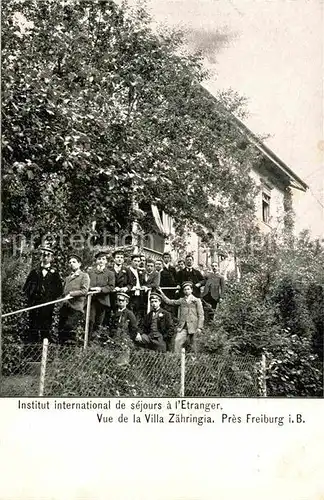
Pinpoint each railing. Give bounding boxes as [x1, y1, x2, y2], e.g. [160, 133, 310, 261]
[0, 287, 267, 398]
[1, 287, 180, 348]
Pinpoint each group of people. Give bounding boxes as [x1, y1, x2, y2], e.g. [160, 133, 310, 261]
[23, 247, 225, 355]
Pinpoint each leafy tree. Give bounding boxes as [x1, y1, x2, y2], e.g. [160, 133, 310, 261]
[2, 0, 259, 250]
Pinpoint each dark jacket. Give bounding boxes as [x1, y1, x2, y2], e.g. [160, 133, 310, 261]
[144, 270, 160, 289]
[202, 273, 225, 301]
[23, 267, 63, 306]
[142, 308, 173, 342]
[125, 267, 146, 290]
[160, 265, 177, 288]
[88, 267, 115, 307]
[110, 307, 138, 341]
[176, 267, 205, 297]
[113, 265, 128, 288]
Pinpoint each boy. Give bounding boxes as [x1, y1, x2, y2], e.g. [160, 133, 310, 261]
[137, 292, 173, 352]
[144, 259, 160, 290]
[88, 251, 115, 337]
[110, 291, 140, 365]
[58, 253, 90, 345]
[125, 254, 146, 319]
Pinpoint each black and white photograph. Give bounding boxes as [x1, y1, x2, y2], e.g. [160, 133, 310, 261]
[1, 0, 323, 401]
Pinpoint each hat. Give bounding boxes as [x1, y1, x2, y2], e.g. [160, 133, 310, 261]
[131, 254, 141, 260]
[116, 292, 130, 301]
[181, 281, 193, 289]
[94, 251, 108, 259]
[150, 291, 162, 301]
[39, 246, 54, 255]
[68, 253, 82, 264]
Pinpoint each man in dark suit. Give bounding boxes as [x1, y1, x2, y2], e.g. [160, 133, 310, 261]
[160, 252, 177, 289]
[136, 292, 173, 352]
[201, 262, 225, 321]
[23, 246, 63, 343]
[109, 291, 140, 365]
[176, 255, 205, 298]
[159, 251, 178, 317]
[109, 249, 128, 314]
[126, 254, 146, 320]
[88, 251, 115, 337]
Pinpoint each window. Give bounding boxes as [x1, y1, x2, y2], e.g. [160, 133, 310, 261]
[262, 192, 271, 224]
[143, 233, 165, 254]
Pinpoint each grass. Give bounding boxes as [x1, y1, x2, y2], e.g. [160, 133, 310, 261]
[0, 375, 39, 397]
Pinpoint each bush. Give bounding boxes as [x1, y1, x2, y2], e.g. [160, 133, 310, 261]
[198, 268, 323, 397]
[264, 330, 323, 397]
[269, 275, 315, 340]
[199, 281, 281, 357]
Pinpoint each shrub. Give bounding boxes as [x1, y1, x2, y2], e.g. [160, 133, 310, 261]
[264, 330, 323, 397]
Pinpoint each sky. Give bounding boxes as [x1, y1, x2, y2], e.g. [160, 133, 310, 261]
[141, 0, 323, 238]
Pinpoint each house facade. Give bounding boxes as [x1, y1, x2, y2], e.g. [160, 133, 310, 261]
[141, 120, 308, 269]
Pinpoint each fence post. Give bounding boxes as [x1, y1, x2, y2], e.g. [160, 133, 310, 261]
[0, 320, 2, 384]
[180, 347, 186, 397]
[147, 289, 151, 314]
[260, 353, 267, 397]
[84, 294, 93, 350]
[39, 338, 49, 397]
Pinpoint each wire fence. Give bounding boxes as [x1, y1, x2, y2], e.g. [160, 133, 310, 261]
[0, 337, 263, 398]
[1, 289, 266, 398]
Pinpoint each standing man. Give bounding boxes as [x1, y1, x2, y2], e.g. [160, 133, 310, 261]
[58, 253, 90, 345]
[144, 259, 160, 290]
[160, 251, 178, 317]
[201, 262, 225, 321]
[160, 252, 177, 293]
[154, 258, 163, 274]
[88, 251, 115, 337]
[125, 254, 146, 320]
[158, 281, 204, 354]
[110, 249, 128, 311]
[136, 292, 173, 353]
[176, 259, 185, 272]
[139, 254, 147, 271]
[23, 246, 63, 343]
[176, 255, 205, 298]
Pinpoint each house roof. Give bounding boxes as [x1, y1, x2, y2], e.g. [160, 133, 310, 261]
[199, 85, 308, 192]
[233, 116, 308, 192]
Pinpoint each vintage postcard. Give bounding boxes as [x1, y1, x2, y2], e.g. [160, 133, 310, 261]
[1, 0, 323, 498]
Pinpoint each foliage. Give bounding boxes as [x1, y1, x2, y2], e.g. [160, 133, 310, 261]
[44, 343, 181, 397]
[1, 256, 30, 375]
[199, 281, 281, 357]
[1, 254, 29, 312]
[2, 0, 258, 249]
[264, 331, 322, 397]
[198, 229, 324, 397]
[184, 352, 259, 397]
